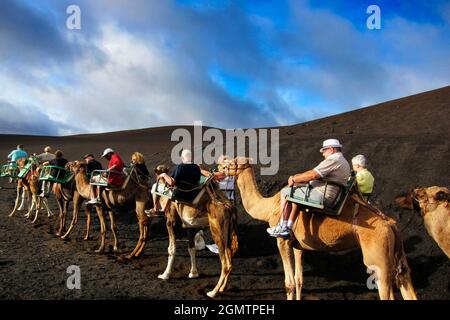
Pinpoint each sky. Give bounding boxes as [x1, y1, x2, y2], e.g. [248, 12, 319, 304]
[0, 0, 449, 136]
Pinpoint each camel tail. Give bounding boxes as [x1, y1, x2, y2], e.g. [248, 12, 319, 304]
[390, 223, 418, 300]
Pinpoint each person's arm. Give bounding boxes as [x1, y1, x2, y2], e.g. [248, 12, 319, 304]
[159, 173, 176, 186]
[7, 151, 13, 159]
[288, 170, 321, 186]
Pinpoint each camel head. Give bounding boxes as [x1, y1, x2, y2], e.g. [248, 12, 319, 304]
[70, 160, 87, 175]
[16, 158, 27, 168]
[396, 186, 449, 215]
[217, 156, 252, 177]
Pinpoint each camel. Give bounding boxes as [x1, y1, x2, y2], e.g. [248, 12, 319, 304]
[67, 161, 120, 251]
[156, 178, 238, 299]
[9, 157, 53, 222]
[217, 157, 417, 300]
[52, 162, 84, 237]
[395, 186, 450, 258]
[69, 161, 149, 257]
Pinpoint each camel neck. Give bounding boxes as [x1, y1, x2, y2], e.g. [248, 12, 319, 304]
[74, 171, 91, 198]
[236, 167, 279, 223]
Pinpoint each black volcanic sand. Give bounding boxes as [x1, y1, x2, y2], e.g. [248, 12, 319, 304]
[0, 86, 449, 300]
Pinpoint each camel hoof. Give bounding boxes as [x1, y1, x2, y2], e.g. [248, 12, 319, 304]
[95, 248, 105, 254]
[158, 273, 170, 280]
[206, 291, 217, 299]
[188, 272, 199, 279]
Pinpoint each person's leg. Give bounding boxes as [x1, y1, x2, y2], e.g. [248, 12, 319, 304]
[287, 203, 299, 230]
[267, 187, 292, 235]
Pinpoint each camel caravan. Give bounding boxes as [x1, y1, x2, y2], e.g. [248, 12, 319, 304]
[1, 139, 448, 300]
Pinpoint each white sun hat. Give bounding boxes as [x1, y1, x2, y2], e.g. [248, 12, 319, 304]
[101, 148, 114, 158]
[320, 139, 343, 152]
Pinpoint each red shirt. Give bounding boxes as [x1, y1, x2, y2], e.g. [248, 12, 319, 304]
[108, 153, 124, 186]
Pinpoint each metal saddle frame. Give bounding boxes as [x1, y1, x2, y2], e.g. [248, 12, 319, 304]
[285, 175, 357, 216]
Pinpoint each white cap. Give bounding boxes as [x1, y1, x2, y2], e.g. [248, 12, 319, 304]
[352, 154, 367, 167]
[101, 148, 114, 158]
[320, 139, 343, 152]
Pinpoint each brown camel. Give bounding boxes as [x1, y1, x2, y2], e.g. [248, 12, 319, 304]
[69, 161, 152, 257]
[9, 157, 53, 222]
[52, 162, 85, 237]
[156, 179, 238, 298]
[67, 161, 119, 251]
[218, 157, 417, 300]
[396, 186, 449, 258]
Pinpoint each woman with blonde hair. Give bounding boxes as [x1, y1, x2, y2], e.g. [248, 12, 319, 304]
[131, 152, 150, 179]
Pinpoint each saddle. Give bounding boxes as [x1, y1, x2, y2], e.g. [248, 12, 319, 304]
[39, 165, 73, 184]
[153, 175, 212, 207]
[286, 175, 357, 216]
[0, 162, 19, 178]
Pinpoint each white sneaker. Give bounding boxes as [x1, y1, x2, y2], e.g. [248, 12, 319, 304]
[267, 224, 283, 236]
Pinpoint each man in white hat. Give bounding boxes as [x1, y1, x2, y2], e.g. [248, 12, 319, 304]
[88, 148, 124, 204]
[267, 138, 351, 238]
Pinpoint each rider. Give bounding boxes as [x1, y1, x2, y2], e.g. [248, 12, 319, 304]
[351, 154, 374, 202]
[36, 146, 56, 164]
[40, 150, 68, 197]
[147, 149, 207, 217]
[88, 148, 125, 205]
[7, 144, 28, 163]
[267, 139, 351, 238]
[83, 153, 103, 177]
[130, 152, 150, 180]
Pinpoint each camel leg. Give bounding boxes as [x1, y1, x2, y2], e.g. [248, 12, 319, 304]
[25, 195, 35, 219]
[218, 248, 233, 293]
[84, 205, 92, 241]
[133, 205, 148, 257]
[31, 195, 41, 224]
[108, 211, 119, 252]
[127, 221, 143, 259]
[396, 256, 418, 300]
[187, 228, 199, 278]
[277, 238, 295, 300]
[95, 207, 107, 254]
[206, 242, 229, 298]
[55, 197, 64, 236]
[18, 188, 28, 211]
[293, 248, 303, 300]
[43, 198, 54, 217]
[9, 185, 22, 217]
[158, 217, 176, 280]
[135, 223, 148, 257]
[206, 216, 233, 298]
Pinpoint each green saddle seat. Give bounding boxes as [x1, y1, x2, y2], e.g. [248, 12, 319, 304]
[155, 175, 210, 205]
[286, 176, 356, 216]
[39, 166, 72, 184]
[0, 163, 19, 178]
[18, 162, 33, 179]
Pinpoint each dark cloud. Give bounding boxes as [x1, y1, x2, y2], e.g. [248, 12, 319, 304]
[0, 99, 78, 136]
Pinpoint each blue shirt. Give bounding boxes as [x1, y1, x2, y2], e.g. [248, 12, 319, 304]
[8, 149, 28, 162]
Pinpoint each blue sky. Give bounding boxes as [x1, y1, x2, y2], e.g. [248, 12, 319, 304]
[0, 0, 449, 135]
